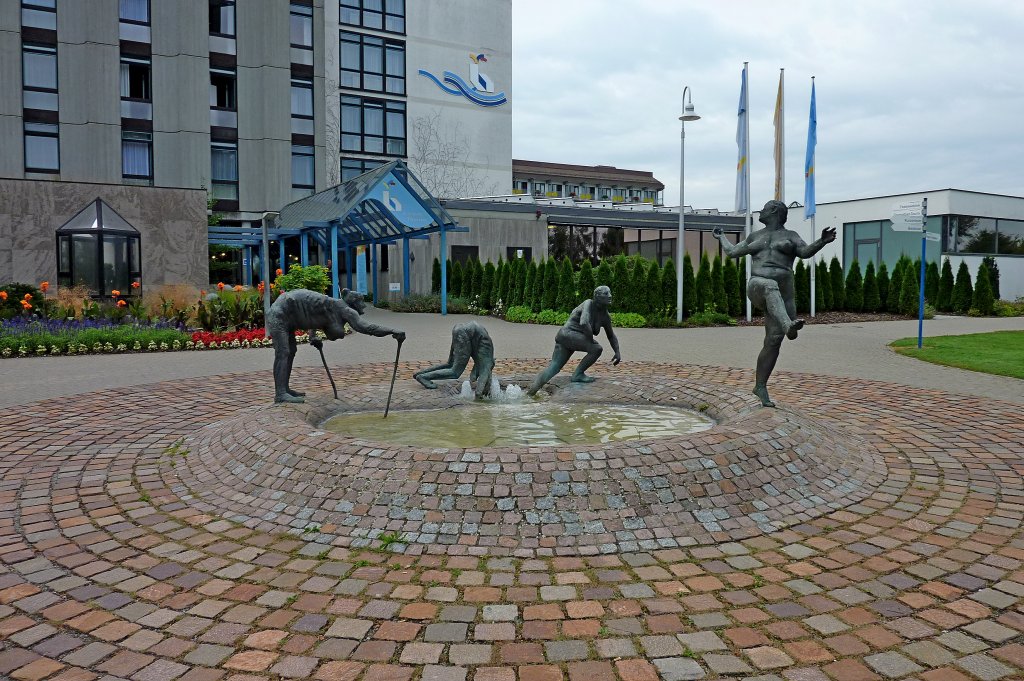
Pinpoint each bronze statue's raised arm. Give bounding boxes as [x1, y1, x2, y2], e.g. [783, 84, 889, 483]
[712, 228, 755, 259]
[340, 305, 405, 340]
[795, 226, 837, 259]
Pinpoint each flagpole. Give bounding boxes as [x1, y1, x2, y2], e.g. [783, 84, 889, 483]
[807, 76, 817, 318]
[810, 216, 816, 318]
[744, 62, 752, 322]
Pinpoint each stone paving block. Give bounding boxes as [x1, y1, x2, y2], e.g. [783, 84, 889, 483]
[955, 653, 1016, 680]
[702, 653, 753, 675]
[676, 632, 727, 653]
[651, 657, 706, 680]
[865, 651, 924, 678]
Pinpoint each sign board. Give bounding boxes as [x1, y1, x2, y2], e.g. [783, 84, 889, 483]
[891, 200, 925, 232]
[925, 231, 940, 242]
[389, 282, 401, 292]
[355, 246, 367, 294]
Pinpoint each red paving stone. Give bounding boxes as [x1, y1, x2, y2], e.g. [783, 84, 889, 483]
[0, 362, 1019, 680]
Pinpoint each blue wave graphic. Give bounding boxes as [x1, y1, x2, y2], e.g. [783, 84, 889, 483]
[418, 69, 508, 107]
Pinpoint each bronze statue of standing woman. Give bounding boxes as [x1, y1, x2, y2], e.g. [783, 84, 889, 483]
[714, 200, 835, 407]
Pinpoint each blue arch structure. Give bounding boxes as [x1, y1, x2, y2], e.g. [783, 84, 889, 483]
[208, 160, 466, 314]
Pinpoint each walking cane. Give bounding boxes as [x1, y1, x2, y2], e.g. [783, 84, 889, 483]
[384, 337, 404, 418]
[316, 342, 338, 400]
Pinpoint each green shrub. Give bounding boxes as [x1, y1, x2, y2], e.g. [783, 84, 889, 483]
[973, 261, 995, 315]
[695, 253, 713, 315]
[536, 308, 569, 325]
[993, 299, 1024, 317]
[495, 259, 509, 305]
[829, 257, 845, 311]
[684, 310, 737, 327]
[386, 294, 470, 313]
[275, 264, 330, 294]
[445, 259, 453, 293]
[644, 261, 662, 320]
[595, 259, 613, 292]
[682, 253, 696, 317]
[817, 259, 832, 311]
[937, 258, 954, 311]
[900, 260, 921, 316]
[480, 261, 495, 309]
[724, 257, 742, 317]
[1, 283, 43, 320]
[887, 258, 905, 313]
[952, 261, 973, 313]
[712, 255, 728, 314]
[431, 258, 441, 294]
[529, 260, 543, 312]
[982, 255, 1000, 300]
[542, 259, 558, 310]
[628, 261, 647, 315]
[503, 305, 535, 323]
[876, 262, 889, 309]
[577, 260, 596, 307]
[610, 312, 647, 328]
[795, 261, 810, 314]
[450, 261, 463, 299]
[925, 261, 939, 304]
[661, 258, 678, 320]
[845, 259, 864, 312]
[523, 262, 536, 311]
[507, 259, 522, 307]
[862, 261, 880, 312]
[555, 257, 576, 312]
[612, 255, 629, 313]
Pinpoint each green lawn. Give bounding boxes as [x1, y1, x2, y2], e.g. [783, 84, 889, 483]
[891, 331, 1024, 379]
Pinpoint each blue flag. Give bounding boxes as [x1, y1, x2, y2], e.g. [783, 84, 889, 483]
[804, 80, 816, 219]
[735, 66, 749, 214]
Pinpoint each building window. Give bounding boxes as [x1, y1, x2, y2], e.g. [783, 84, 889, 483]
[22, 44, 58, 112]
[211, 142, 238, 200]
[209, 0, 235, 36]
[22, 0, 56, 31]
[290, 4, 313, 48]
[341, 157, 385, 182]
[948, 215, 1024, 256]
[291, 78, 314, 135]
[451, 245, 478, 265]
[122, 131, 152, 182]
[24, 122, 59, 172]
[292, 145, 315, 200]
[340, 96, 405, 155]
[341, 0, 404, 33]
[119, 57, 151, 100]
[340, 32, 405, 94]
[118, 0, 149, 23]
[210, 69, 236, 109]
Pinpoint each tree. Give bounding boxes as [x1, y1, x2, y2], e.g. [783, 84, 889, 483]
[845, 260, 864, 312]
[876, 262, 889, 310]
[555, 257, 576, 312]
[480, 261, 495, 309]
[973, 261, 995, 315]
[595, 259, 613, 291]
[829, 257, 845, 311]
[899, 259, 920, 316]
[936, 258, 954, 311]
[494, 259, 507, 305]
[576, 260, 595, 307]
[683, 253, 696, 317]
[598, 229, 625, 259]
[661, 258, 678, 320]
[952, 261, 973, 313]
[862, 261, 880, 312]
[461, 259, 475, 299]
[529, 260, 542, 311]
[451, 261, 463, 299]
[817, 260, 833, 311]
[925, 261, 939, 304]
[887, 258, 904, 313]
[724, 257, 742, 317]
[408, 109, 498, 198]
[629, 260, 648, 315]
[695, 253, 713, 314]
[548, 225, 594, 263]
[795, 261, 810, 314]
[431, 258, 441, 294]
[645, 260, 662, 319]
[445, 259, 453, 294]
[981, 255, 1001, 300]
[712, 255, 728, 314]
[509, 259, 524, 306]
[542, 258, 558, 310]
[612, 255, 630, 313]
[522, 261, 535, 308]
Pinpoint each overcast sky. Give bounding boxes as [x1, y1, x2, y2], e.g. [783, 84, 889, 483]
[510, 0, 1024, 213]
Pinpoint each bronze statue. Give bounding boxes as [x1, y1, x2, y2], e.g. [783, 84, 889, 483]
[714, 200, 836, 407]
[527, 285, 621, 396]
[267, 288, 405, 403]
[413, 321, 495, 399]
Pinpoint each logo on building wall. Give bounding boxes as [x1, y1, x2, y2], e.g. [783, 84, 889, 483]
[418, 53, 508, 107]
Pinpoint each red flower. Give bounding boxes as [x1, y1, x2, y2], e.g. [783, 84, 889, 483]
[0, 291, 7, 302]
[117, 299, 127, 308]
[217, 282, 225, 291]
[40, 281, 49, 293]
[275, 268, 283, 276]
[131, 281, 141, 289]
[111, 290, 121, 297]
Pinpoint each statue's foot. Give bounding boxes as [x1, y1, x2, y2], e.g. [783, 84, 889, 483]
[274, 393, 305, 404]
[414, 375, 436, 389]
[571, 374, 597, 384]
[786, 319, 805, 340]
[286, 388, 306, 397]
[752, 384, 775, 408]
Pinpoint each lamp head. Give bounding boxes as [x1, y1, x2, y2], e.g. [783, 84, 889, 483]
[680, 101, 700, 122]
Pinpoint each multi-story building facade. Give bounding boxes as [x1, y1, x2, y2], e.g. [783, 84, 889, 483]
[0, 0, 512, 292]
[512, 159, 664, 205]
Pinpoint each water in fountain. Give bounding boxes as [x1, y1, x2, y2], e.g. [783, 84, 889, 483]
[458, 379, 525, 402]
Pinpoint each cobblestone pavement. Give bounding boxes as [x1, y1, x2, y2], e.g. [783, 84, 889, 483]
[1, 361, 1022, 681]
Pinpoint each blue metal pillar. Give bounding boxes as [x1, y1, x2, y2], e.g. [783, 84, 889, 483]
[370, 244, 379, 306]
[330, 225, 340, 298]
[402, 237, 410, 297]
[242, 246, 252, 286]
[278, 238, 286, 274]
[300, 232, 309, 267]
[440, 226, 447, 315]
[346, 247, 354, 290]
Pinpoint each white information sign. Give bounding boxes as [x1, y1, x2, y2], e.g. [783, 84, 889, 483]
[389, 282, 401, 292]
[891, 200, 925, 232]
[924, 232, 940, 242]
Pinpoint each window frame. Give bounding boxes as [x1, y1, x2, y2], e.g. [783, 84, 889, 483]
[209, 0, 236, 37]
[289, 3, 314, 49]
[340, 0, 405, 35]
[210, 141, 239, 200]
[119, 56, 152, 102]
[24, 121, 59, 173]
[121, 130, 153, 182]
[339, 95, 405, 156]
[209, 68, 237, 110]
[22, 0, 57, 30]
[291, 144, 315, 198]
[118, 0, 150, 25]
[340, 31, 405, 94]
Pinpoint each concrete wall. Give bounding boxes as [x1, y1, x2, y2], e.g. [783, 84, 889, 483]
[405, 0, 512, 198]
[0, 2, 23, 176]
[0, 179, 208, 289]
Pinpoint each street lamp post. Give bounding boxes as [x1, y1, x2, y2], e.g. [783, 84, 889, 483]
[676, 87, 701, 323]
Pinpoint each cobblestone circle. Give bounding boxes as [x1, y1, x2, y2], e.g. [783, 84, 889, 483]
[0, 360, 1022, 681]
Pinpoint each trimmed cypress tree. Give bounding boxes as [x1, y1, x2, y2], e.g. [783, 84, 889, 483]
[862, 261, 880, 312]
[510, 259, 525, 306]
[474, 260, 484, 299]
[480, 261, 495, 309]
[982, 255, 1001, 300]
[899, 259, 920, 316]
[925, 261, 939, 304]
[450, 261, 463, 299]
[612, 255, 630, 312]
[712, 255, 728, 314]
[461, 260, 474, 299]
[626, 261, 646, 315]
[682, 253, 696, 317]
[724, 257, 742, 317]
[845, 259, 864, 312]
[817, 260, 833, 311]
[936, 258, 954, 311]
[794, 261, 810, 314]
[431, 257, 441, 294]
[529, 260, 543, 312]
[542, 258, 558, 310]
[829, 257, 845, 311]
[577, 260, 596, 307]
[695, 253, 713, 314]
[555, 257, 576, 312]
[887, 259, 904, 313]
[876, 262, 889, 309]
[595, 259, 613, 291]
[661, 258, 678, 320]
[813, 260, 824, 312]
[494, 260, 507, 305]
[973, 261, 995, 315]
[522, 262, 535, 310]
[445, 258, 453, 293]
[645, 260, 662, 319]
[952, 261, 973, 314]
